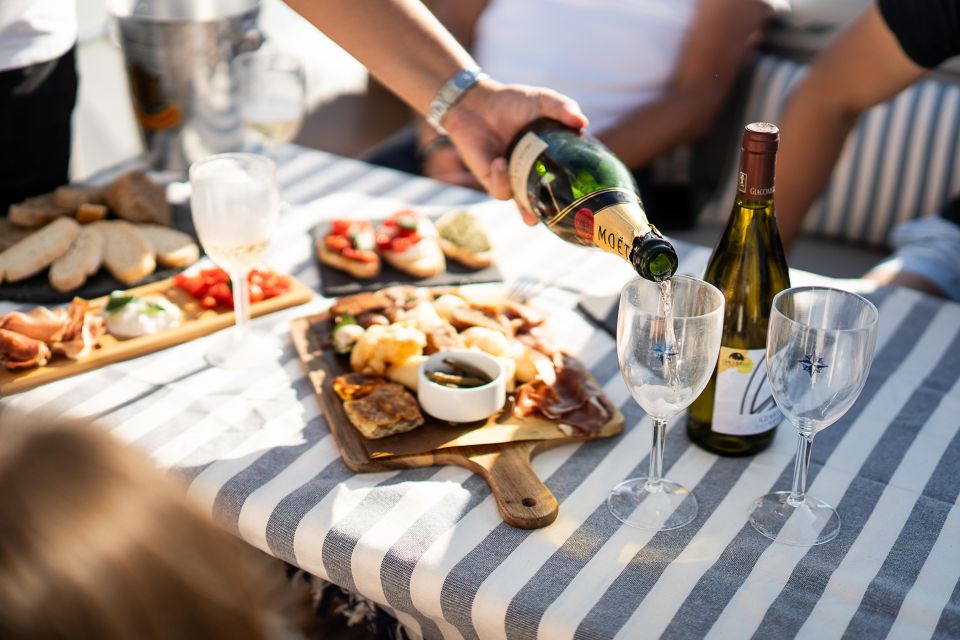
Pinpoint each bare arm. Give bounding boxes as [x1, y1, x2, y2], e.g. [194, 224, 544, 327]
[775, 4, 927, 250]
[598, 0, 771, 169]
[284, 0, 586, 198]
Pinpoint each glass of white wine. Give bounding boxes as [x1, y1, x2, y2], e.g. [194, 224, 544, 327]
[608, 276, 724, 530]
[233, 49, 306, 156]
[749, 286, 878, 546]
[189, 152, 280, 369]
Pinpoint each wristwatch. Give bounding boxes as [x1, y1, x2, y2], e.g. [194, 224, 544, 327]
[426, 66, 489, 133]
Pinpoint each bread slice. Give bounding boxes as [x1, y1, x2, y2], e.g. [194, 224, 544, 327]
[316, 238, 380, 279]
[104, 171, 171, 226]
[0, 218, 33, 251]
[0, 217, 80, 283]
[136, 224, 199, 268]
[435, 210, 493, 269]
[342, 383, 424, 439]
[382, 239, 446, 278]
[53, 184, 106, 210]
[8, 194, 72, 228]
[95, 221, 156, 285]
[49, 225, 105, 292]
[381, 218, 446, 278]
[76, 203, 109, 224]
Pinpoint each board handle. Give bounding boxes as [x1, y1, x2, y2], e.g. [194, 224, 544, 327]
[463, 442, 559, 529]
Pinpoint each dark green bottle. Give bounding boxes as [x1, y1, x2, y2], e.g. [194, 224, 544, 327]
[506, 118, 677, 282]
[687, 123, 791, 456]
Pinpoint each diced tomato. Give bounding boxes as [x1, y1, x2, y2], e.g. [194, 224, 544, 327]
[390, 234, 421, 253]
[200, 295, 218, 309]
[375, 232, 393, 250]
[206, 282, 232, 306]
[329, 219, 353, 236]
[249, 282, 265, 303]
[325, 234, 350, 252]
[381, 218, 397, 228]
[342, 248, 378, 263]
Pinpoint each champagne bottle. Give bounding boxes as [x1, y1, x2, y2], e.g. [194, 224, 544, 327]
[507, 118, 677, 282]
[687, 123, 790, 456]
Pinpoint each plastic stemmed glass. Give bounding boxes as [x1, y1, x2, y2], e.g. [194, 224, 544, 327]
[608, 276, 724, 530]
[189, 153, 279, 369]
[749, 286, 878, 546]
[233, 49, 306, 156]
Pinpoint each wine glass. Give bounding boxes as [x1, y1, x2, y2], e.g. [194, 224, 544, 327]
[233, 49, 306, 156]
[608, 276, 724, 530]
[189, 153, 280, 369]
[749, 286, 878, 546]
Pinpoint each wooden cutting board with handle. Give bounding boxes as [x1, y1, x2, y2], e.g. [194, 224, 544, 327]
[290, 311, 623, 529]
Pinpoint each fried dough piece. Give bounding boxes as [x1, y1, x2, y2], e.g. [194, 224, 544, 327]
[342, 383, 424, 439]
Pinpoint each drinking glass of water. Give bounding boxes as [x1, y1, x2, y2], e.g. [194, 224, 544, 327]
[189, 153, 279, 369]
[749, 286, 878, 546]
[233, 49, 306, 156]
[608, 276, 724, 530]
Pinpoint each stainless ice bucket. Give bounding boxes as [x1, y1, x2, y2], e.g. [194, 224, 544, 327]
[109, 0, 263, 173]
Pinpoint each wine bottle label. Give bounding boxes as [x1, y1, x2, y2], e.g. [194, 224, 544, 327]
[546, 188, 652, 259]
[711, 346, 783, 436]
[508, 131, 549, 217]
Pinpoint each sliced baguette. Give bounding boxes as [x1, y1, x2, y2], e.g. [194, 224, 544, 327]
[105, 171, 172, 226]
[380, 217, 446, 278]
[76, 203, 109, 224]
[136, 224, 200, 268]
[435, 210, 493, 269]
[53, 184, 106, 210]
[49, 225, 105, 292]
[0, 218, 33, 251]
[95, 220, 156, 285]
[8, 194, 72, 228]
[438, 238, 493, 269]
[317, 239, 380, 279]
[0, 217, 80, 283]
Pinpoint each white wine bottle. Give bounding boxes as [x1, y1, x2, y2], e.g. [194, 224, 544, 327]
[507, 118, 677, 282]
[687, 123, 790, 456]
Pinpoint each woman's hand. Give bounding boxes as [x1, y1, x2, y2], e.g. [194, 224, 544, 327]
[442, 78, 587, 201]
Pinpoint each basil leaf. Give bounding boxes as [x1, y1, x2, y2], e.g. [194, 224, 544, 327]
[105, 295, 135, 314]
[144, 302, 167, 316]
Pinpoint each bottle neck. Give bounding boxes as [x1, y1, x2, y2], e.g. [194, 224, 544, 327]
[736, 149, 776, 208]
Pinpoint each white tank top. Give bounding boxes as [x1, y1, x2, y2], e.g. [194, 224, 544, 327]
[0, 0, 77, 72]
[474, 0, 699, 133]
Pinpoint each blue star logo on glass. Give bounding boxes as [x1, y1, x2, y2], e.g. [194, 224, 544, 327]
[799, 354, 827, 377]
[652, 343, 678, 365]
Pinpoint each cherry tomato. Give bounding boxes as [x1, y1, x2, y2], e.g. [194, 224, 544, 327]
[390, 234, 421, 253]
[342, 248, 378, 263]
[329, 219, 353, 236]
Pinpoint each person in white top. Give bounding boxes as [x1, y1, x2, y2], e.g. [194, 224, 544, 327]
[0, 0, 78, 213]
[370, 0, 785, 230]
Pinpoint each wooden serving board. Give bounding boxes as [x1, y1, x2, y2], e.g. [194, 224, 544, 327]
[290, 311, 624, 529]
[0, 275, 313, 396]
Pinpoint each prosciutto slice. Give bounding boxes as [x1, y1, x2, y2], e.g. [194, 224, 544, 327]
[0, 328, 52, 370]
[0, 299, 103, 368]
[515, 353, 615, 436]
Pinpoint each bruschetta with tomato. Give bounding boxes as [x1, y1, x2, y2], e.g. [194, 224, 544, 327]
[317, 219, 380, 279]
[376, 210, 446, 279]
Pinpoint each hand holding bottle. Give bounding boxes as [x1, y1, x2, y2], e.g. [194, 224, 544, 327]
[443, 79, 588, 201]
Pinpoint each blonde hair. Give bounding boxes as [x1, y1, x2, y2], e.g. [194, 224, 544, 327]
[0, 415, 276, 640]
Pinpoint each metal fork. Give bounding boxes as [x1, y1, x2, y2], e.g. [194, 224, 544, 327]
[505, 275, 545, 303]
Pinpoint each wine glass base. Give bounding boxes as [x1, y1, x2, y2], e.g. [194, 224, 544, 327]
[749, 491, 840, 546]
[607, 477, 698, 531]
[204, 330, 280, 370]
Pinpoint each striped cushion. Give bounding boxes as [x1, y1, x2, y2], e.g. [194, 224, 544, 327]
[703, 54, 960, 246]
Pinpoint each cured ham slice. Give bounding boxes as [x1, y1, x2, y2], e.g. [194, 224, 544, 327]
[515, 353, 615, 436]
[0, 328, 52, 370]
[0, 298, 103, 369]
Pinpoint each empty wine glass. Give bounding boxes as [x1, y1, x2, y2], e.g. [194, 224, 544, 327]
[233, 49, 306, 156]
[189, 153, 279, 369]
[749, 286, 878, 546]
[608, 276, 724, 530]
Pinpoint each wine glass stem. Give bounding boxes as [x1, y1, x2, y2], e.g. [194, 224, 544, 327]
[789, 431, 815, 507]
[231, 269, 251, 344]
[648, 418, 668, 491]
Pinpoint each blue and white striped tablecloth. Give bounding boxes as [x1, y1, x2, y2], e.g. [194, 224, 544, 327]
[2, 146, 958, 640]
